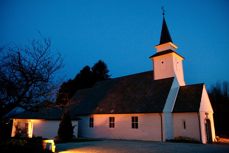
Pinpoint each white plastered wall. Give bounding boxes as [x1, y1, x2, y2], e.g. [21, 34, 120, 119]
[199, 85, 216, 143]
[153, 54, 175, 80]
[12, 119, 78, 139]
[78, 113, 162, 141]
[152, 53, 185, 86]
[172, 55, 185, 86]
[173, 113, 201, 141]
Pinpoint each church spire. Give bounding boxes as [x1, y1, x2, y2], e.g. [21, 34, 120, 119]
[155, 9, 177, 53]
[150, 9, 185, 85]
[159, 7, 173, 44]
[159, 16, 173, 44]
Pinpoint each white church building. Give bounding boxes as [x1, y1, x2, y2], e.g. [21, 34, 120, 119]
[11, 15, 215, 144]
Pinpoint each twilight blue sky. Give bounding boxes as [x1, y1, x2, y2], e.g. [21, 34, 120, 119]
[1, 0, 229, 89]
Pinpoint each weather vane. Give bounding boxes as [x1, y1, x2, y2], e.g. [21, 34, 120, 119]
[161, 6, 165, 16]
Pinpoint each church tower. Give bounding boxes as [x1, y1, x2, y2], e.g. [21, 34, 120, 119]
[150, 14, 185, 86]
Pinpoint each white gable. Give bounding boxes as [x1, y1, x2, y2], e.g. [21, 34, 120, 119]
[199, 85, 213, 113]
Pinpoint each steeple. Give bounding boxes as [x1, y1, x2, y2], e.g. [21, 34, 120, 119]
[155, 10, 177, 53]
[150, 11, 185, 86]
[159, 16, 173, 44]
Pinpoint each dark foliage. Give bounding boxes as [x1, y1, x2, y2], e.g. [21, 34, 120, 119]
[0, 137, 52, 153]
[58, 111, 74, 141]
[56, 60, 110, 105]
[168, 136, 200, 144]
[0, 120, 12, 142]
[92, 60, 110, 81]
[209, 81, 229, 137]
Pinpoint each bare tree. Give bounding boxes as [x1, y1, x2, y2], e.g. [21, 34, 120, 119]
[0, 38, 62, 114]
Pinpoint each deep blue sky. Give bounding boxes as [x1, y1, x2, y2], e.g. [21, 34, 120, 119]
[1, 0, 229, 89]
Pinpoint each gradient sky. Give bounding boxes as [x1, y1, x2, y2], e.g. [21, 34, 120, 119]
[1, 0, 229, 89]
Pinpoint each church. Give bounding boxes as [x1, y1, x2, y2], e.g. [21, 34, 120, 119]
[68, 14, 216, 144]
[11, 15, 215, 144]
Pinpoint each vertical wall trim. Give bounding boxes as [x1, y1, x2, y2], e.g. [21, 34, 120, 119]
[160, 113, 163, 142]
[197, 112, 203, 143]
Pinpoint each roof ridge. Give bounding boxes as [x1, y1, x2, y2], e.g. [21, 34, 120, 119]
[181, 83, 204, 87]
[112, 70, 153, 80]
[91, 70, 154, 86]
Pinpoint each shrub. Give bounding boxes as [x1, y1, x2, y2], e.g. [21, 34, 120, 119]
[0, 137, 52, 153]
[168, 136, 200, 143]
[58, 111, 74, 141]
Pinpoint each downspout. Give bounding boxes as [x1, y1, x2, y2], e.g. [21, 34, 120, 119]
[160, 113, 163, 142]
[197, 112, 203, 143]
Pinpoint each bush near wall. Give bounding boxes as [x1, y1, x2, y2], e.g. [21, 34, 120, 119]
[0, 120, 13, 142]
[168, 136, 200, 144]
[0, 137, 53, 153]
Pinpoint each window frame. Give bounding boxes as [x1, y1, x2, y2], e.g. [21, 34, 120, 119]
[183, 120, 186, 129]
[109, 117, 115, 128]
[89, 117, 94, 128]
[131, 116, 138, 129]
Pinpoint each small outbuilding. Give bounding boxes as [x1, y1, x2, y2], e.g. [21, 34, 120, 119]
[11, 107, 79, 139]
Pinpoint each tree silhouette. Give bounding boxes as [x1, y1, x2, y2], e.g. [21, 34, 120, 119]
[209, 81, 229, 137]
[0, 38, 62, 117]
[56, 66, 93, 105]
[92, 60, 110, 81]
[56, 60, 110, 105]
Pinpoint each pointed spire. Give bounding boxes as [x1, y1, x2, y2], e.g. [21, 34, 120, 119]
[159, 10, 173, 44]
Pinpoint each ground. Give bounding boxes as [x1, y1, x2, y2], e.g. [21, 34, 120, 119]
[56, 140, 229, 153]
[217, 137, 229, 144]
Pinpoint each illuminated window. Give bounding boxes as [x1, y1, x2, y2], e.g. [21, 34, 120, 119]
[15, 122, 29, 138]
[183, 120, 186, 129]
[109, 117, 115, 128]
[132, 116, 138, 129]
[89, 117, 94, 128]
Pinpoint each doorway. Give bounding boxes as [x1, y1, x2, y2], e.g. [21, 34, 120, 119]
[205, 119, 212, 143]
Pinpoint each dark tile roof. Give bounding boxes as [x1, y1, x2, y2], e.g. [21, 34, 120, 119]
[14, 107, 63, 120]
[149, 49, 184, 59]
[14, 107, 80, 120]
[173, 84, 204, 112]
[68, 71, 174, 115]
